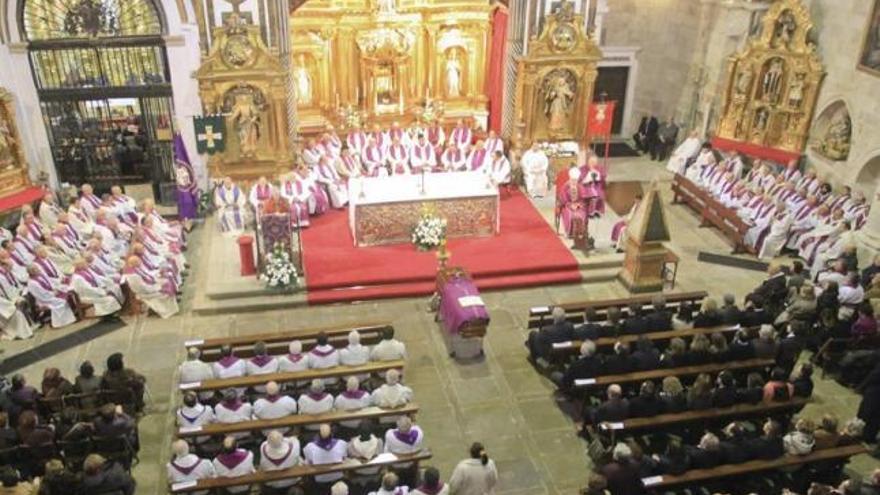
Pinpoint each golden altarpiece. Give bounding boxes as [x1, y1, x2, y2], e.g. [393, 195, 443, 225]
[290, 0, 495, 135]
[195, 15, 294, 181]
[0, 88, 32, 195]
[715, 0, 824, 154]
[513, 3, 601, 149]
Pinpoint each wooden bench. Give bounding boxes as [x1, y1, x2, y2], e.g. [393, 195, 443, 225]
[527, 291, 709, 329]
[179, 361, 405, 393]
[549, 323, 750, 358]
[671, 174, 752, 254]
[573, 357, 775, 391]
[185, 322, 393, 361]
[177, 404, 420, 439]
[169, 449, 433, 493]
[640, 444, 868, 489]
[585, 398, 809, 441]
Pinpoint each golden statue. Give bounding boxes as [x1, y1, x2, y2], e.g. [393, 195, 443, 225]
[230, 92, 262, 157]
[294, 64, 312, 106]
[544, 73, 575, 131]
[445, 52, 463, 98]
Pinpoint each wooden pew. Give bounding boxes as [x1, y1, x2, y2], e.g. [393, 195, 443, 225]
[671, 174, 751, 254]
[179, 361, 405, 393]
[549, 323, 748, 358]
[177, 404, 420, 439]
[527, 291, 709, 329]
[185, 322, 393, 361]
[639, 444, 868, 490]
[572, 357, 775, 392]
[585, 398, 809, 441]
[169, 449, 433, 493]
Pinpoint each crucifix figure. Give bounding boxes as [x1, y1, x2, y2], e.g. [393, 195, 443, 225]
[197, 125, 223, 150]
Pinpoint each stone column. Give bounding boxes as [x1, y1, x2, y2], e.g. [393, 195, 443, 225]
[501, 0, 528, 139]
[857, 187, 880, 267]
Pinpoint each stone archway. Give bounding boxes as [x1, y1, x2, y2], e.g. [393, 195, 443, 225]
[856, 154, 880, 195]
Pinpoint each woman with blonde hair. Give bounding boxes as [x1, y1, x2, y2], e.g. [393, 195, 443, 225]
[693, 298, 722, 328]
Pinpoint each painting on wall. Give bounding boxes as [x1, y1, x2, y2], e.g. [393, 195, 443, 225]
[858, 0, 880, 76]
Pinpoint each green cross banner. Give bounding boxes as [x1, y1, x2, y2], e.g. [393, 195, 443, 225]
[193, 115, 227, 154]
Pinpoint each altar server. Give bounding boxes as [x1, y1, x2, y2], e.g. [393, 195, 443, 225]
[387, 138, 411, 175]
[280, 173, 312, 228]
[26, 264, 76, 328]
[212, 437, 255, 494]
[487, 151, 511, 186]
[212, 345, 247, 380]
[521, 144, 549, 198]
[317, 157, 350, 208]
[214, 177, 249, 235]
[467, 141, 489, 172]
[666, 130, 701, 174]
[449, 119, 472, 150]
[249, 176, 275, 213]
[124, 256, 179, 319]
[167, 440, 216, 494]
[441, 144, 466, 172]
[484, 129, 504, 156]
[70, 257, 121, 317]
[338, 148, 364, 179]
[347, 125, 369, 155]
[298, 380, 334, 430]
[259, 431, 302, 491]
[410, 134, 437, 173]
[362, 138, 388, 177]
[304, 424, 349, 485]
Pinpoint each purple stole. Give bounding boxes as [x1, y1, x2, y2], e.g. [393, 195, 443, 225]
[388, 129, 404, 143]
[170, 458, 202, 476]
[393, 428, 420, 445]
[251, 354, 273, 367]
[255, 184, 272, 202]
[313, 437, 338, 450]
[307, 392, 329, 402]
[416, 483, 446, 495]
[310, 346, 335, 358]
[26, 222, 42, 240]
[53, 232, 77, 252]
[328, 134, 342, 149]
[342, 156, 360, 175]
[485, 138, 502, 155]
[414, 144, 432, 162]
[371, 133, 385, 148]
[304, 147, 322, 163]
[778, 189, 795, 203]
[795, 203, 816, 221]
[287, 353, 304, 363]
[135, 264, 157, 285]
[262, 444, 293, 467]
[830, 194, 851, 211]
[451, 127, 471, 146]
[341, 390, 367, 400]
[319, 164, 339, 182]
[220, 399, 244, 412]
[217, 355, 240, 369]
[348, 132, 366, 150]
[320, 140, 337, 156]
[216, 450, 249, 470]
[1, 268, 17, 291]
[82, 194, 102, 210]
[783, 169, 800, 182]
[364, 145, 383, 164]
[443, 149, 462, 168]
[388, 145, 408, 162]
[469, 149, 487, 171]
[802, 177, 818, 193]
[75, 268, 99, 288]
[219, 186, 242, 229]
[36, 257, 59, 279]
[112, 196, 138, 223]
[720, 180, 736, 196]
[746, 196, 763, 210]
[33, 275, 54, 294]
[756, 211, 786, 252]
[427, 128, 441, 145]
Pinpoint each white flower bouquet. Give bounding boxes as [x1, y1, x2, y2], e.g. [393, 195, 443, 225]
[411, 214, 447, 251]
[260, 243, 299, 289]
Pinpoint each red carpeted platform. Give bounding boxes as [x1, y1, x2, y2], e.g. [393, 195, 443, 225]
[301, 188, 581, 304]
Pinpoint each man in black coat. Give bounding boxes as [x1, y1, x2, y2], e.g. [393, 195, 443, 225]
[633, 116, 649, 152]
[622, 303, 647, 334]
[643, 296, 672, 332]
[744, 419, 784, 460]
[645, 116, 660, 157]
[591, 384, 630, 424]
[557, 341, 603, 391]
[719, 294, 742, 326]
[572, 307, 602, 341]
[526, 307, 574, 363]
[858, 361, 880, 445]
[745, 264, 788, 316]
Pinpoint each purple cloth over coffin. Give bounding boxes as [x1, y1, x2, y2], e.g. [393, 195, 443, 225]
[261, 213, 292, 251]
[438, 276, 489, 335]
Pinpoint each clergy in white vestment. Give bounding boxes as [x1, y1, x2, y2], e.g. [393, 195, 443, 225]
[26, 265, 76, 328]
[386, 122, 411, 150]
[371, 329, 407, 361]
[0, 267, 34, 340]
[362, 138, 388, 177]
[176, 392, 216, 445]
[320, 131, 343, 158]
[449, 120, 473, 150]
[246, 341, 280, 377]
[123, 256, 179, 319]
[213, 177, 249, 235]
[744, 197, 777, 248]
[68, 197, 95, 237]
[484, 129, 505, 156]
[32, 246, 65, 289]
[302, 139, 324, 167]
[280, 174, 312, 228]
[486, 151, 512, 186]
[334, 377, 372, 429]
[212, 437, 255, 494]
[316, 157, 350, 208]
[467, 141, 489, 172]
[387, 138, 411, 175]
[721, 151, 745, 179]
[410, 135, 438, 173]
[71, 257, 121, 317]
[83, 253, 121, 300]
[12, 227, 37, 265]
[347, 125, 368, 155]
[179, 348, 215, 401]
[279, 340, 309, 373]
[253, 381, 298, 435]
[798, 208, 843, 260]
[167, 440, 215, 495]
[665, 130, 701, 174]
[249, 176, 275, 213]
[2, 248, 29, 285]
[440, 145, 467, 172]
[757, 208, 794, 259]
[371, 472, 411, 495]
[79, 183, 103, 220]
[685, 145, 717, 184]
[347, 425, 384, 485]
[214, 390, 254, 439]
[298, 381, 335, 432]
[340, 330, 371, 382]
[781, 159, 802, 184]
[426, 121, 446, 154]
[38, 193, 63, 229]
[384, 416, 425, 469]
[521, 144, 550, 198]
[309, 332, 341, 385]
[304, 424, 349, 484]
[371, 369, 413, 424]
[259, 431, 303, 490]
[108, 185, 138, 224]
[212, 345, 247, 380]
[448, 446, 498, 495]
[48, 225, 79, 265]
[369, 125, 387, 151]
[338, 149, 364, 179]
[810, 227, 855, 277]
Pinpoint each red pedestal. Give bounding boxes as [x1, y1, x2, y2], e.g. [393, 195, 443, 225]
[237, 235, 256, 276]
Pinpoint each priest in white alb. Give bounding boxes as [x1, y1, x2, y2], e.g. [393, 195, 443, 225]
[259, 431, 302, 492]
[280, 174, 311, 228]
[212, 437, 255, 494]
[316, 157, 349, 209]
[166, 440, 216, 493]
[0, 274, 34, 340]
[362, 138, 388, 177]
[387, 137, 411, 175]
[38, 193, 63, 229]
[410, 134, 437, 173]
[347, 125, 368, 155]
[521, 143, 549, 198]
[338, 148, 363, 179]
[124, 256, 179, 319]
[304, 424, 348, 485]
[109, 185, 139, 226]
[486, 151, 511, 186]
[441, 144, 466, 172]
[214, 177, 249, 235]
[79, 183, 103, 220]
[249, 176, 275, 214]
[665, 130, 701, 175]
[71, 257, 122, 317]
[756, 207, 793, 260]
[467, 141, 489, 172]
[27, 265, 76, 328]
[484, 129, 504, 156]
[449, 119, 472, 150]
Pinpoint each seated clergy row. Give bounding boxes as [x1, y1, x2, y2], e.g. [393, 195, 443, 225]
[0, 188, 184, 339]
[177, 373, 413, 434]
[178, 330, 407, 387]
[167, 418, 425, 493]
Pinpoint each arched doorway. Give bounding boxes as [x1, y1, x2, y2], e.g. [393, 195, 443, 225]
[856, 154, 880, 195]
[20, 0, 174, 191]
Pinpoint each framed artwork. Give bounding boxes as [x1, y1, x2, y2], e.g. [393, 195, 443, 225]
[858, 0, 880, 76]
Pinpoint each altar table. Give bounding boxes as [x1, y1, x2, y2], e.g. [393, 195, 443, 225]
[348, 171, 500, 247]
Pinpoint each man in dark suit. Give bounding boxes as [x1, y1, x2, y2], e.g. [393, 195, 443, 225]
[643, 296, 672, 332]
[622, 303, 647, 334]
[653, 117, 679, 161]
[719, 294, 742, 326]
[632, 116, 649, 152]
[745, 264, 788, 316]
[525, 307, 574, 363]
[645, 116, 660, 157]
[861, 254, 880, 288]
[557, 341, 603, 391]
[572, 307, 602, 341]
[591, 384, 630, 424]
[744, 419, 784, 459]
[777, 324, 804, 372]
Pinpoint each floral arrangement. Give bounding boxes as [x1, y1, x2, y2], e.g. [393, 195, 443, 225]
[412, 214, 447, 251]
[538, 140, 580, 158]
[261, 243, 298, 289]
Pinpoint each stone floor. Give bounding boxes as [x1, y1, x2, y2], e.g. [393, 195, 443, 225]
[2, 155, 877, 494]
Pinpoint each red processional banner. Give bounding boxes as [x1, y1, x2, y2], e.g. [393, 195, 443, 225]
[587, 101, 616, 140]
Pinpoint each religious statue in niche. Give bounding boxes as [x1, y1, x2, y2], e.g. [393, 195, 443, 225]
[752, 107, 770, 137]
[734, 65, 754, 96]
[817, 109, 852, 161]
[543, 70, 576, 131]
[0, 116, 15, 169]
[762, 59, 785, 102]
[229, 91, 263, 157]
[375, 64, 394, 105]
[377, 0, 396, 15]
[294, 61, 312, 106]
[445, 51, 463, 98]
[787, 73, 806, 108]
[223, 33, 255, 68]
[773, 10, 797, 49]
